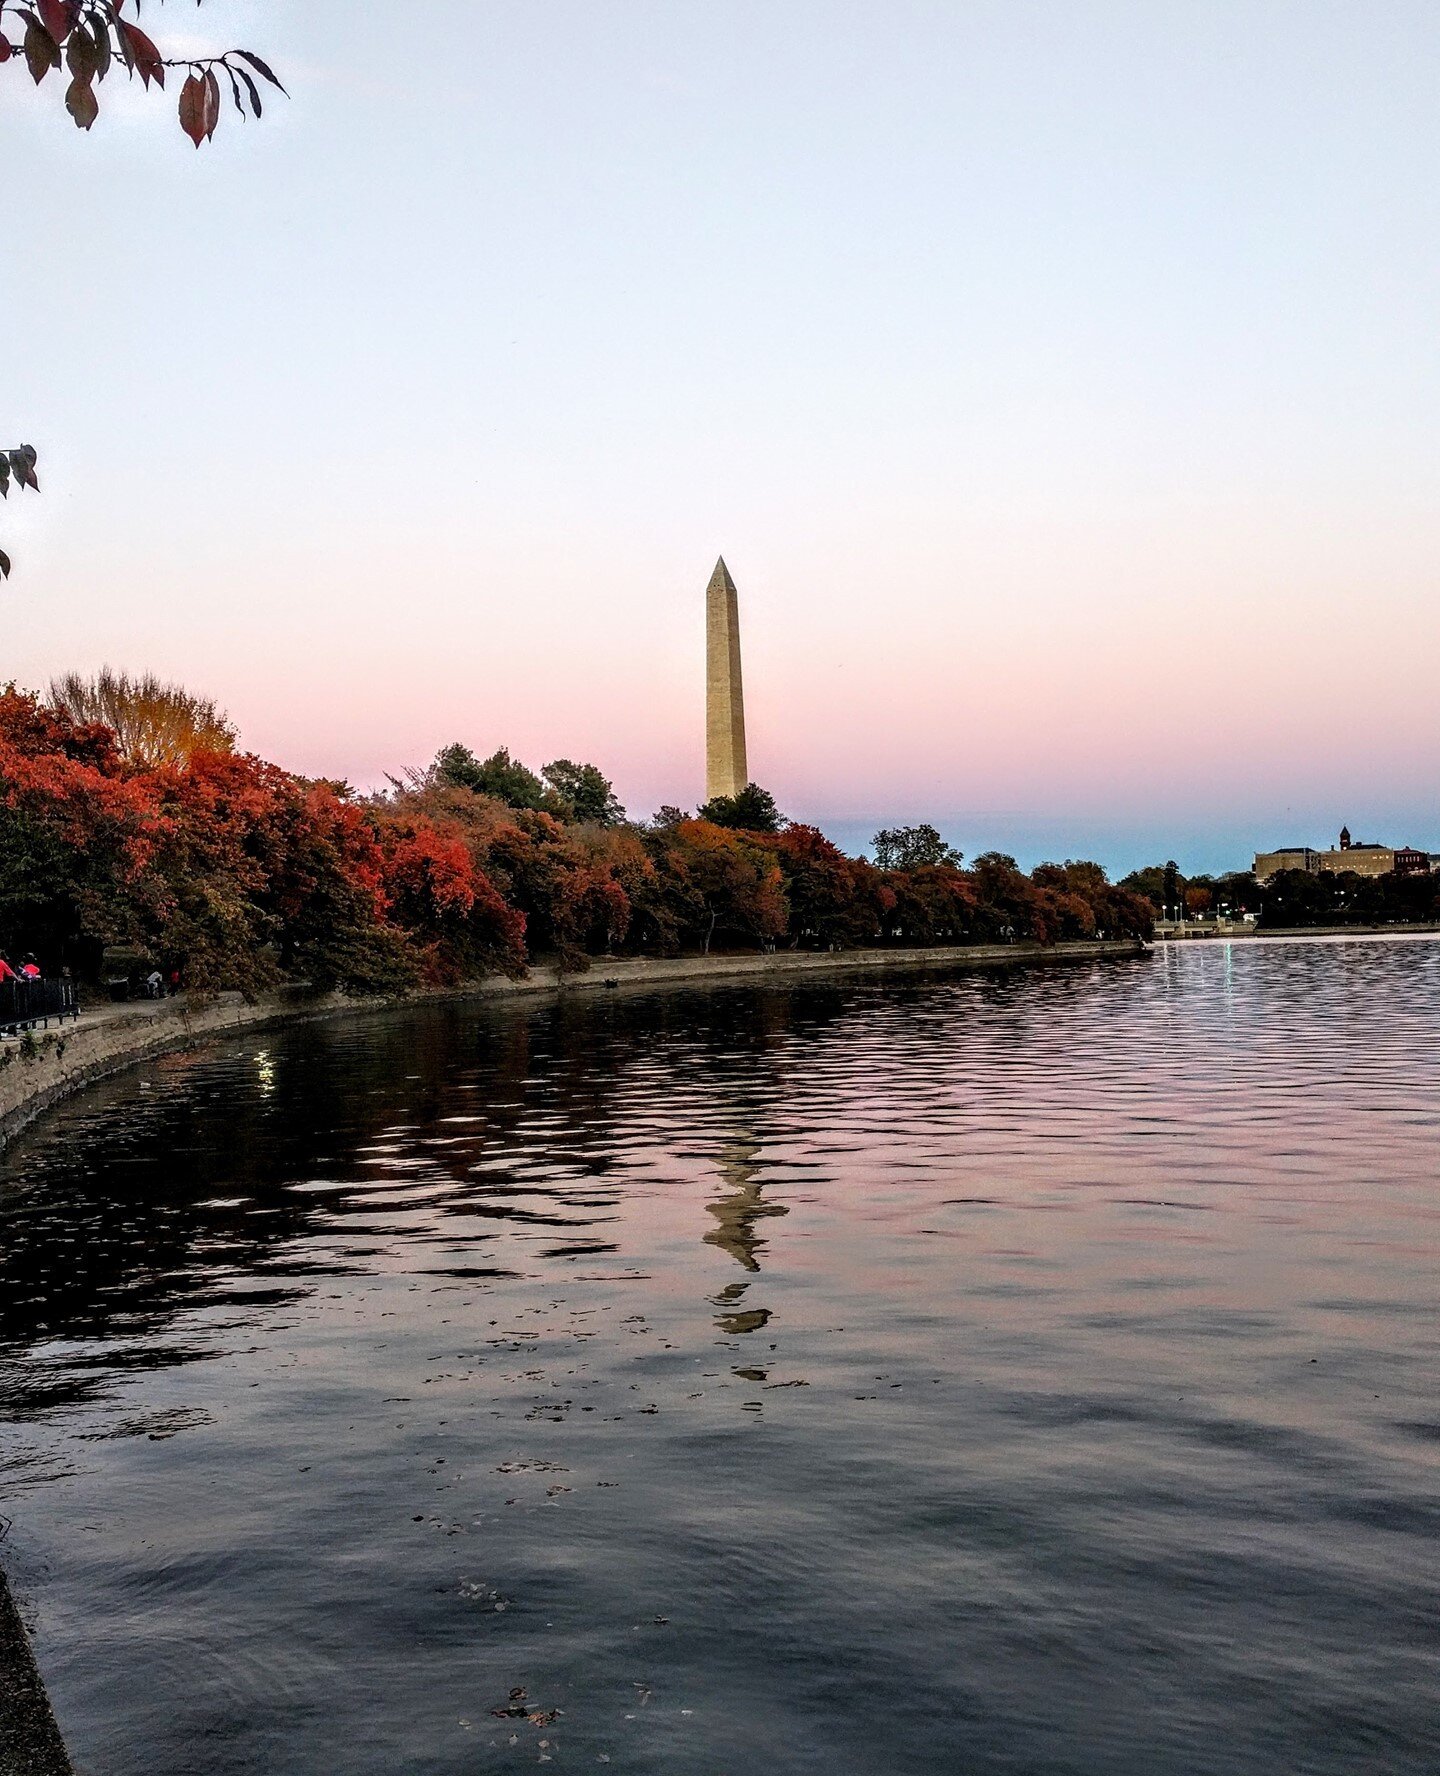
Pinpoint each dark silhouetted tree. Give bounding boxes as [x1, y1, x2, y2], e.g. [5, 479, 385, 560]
[698, 782, 785, 833]
[871, 823, 961, 871]
[541, 758, 625, 825]
[433, 744, 549, 812]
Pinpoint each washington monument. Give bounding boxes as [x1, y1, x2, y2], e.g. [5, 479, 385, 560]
[705, 556, 748, 802]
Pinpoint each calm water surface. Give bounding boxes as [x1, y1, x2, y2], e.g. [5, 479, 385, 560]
[2, 940, 1439, 1774]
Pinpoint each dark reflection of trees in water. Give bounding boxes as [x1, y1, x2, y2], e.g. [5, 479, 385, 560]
[0, 983, 854, 1419]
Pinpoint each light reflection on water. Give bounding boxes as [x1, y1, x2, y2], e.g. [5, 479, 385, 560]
[2, 940, 1440, 1774]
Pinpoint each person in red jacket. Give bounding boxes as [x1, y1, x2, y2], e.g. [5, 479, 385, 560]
[20, 957, 40, 979]
[0, 956, 17, 983]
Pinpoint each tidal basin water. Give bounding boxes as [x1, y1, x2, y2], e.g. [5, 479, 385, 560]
[3, 940, 1439, 1775]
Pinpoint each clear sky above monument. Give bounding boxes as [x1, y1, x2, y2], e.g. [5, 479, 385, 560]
[5, 1, 1437, 872]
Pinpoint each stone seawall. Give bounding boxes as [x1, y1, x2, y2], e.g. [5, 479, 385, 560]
[0, 1572, 73, 1776]
[0, 939, 1144, 1154]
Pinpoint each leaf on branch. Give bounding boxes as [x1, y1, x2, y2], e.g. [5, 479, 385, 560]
[66, 70, 98, 127]
[23, 17, 62, 84]
[0, 459, 9, 498]
[232, 60, 261, 117]
[119, 19, 163, 88]
[203, 66, 221, 138]
[0, 39, 12, 64]
[233, 48, 286, 95]
[8, 447, 40, 492]
[89, 13, 110, 79]
[178, 70, 206, 145]
[37, 0, 73, 46]
[65, 22, 98, 80]
[0, 549, 11, 581]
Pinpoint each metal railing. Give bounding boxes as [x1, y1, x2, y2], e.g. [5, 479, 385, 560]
[0, 978, 80, 1037]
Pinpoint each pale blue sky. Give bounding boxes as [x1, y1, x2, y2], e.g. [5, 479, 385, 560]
[5, 1, 1438, 874]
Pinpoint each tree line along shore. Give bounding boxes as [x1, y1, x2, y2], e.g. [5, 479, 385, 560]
[0, 677, 1156, 998]
[1119, 858, 1440, 931]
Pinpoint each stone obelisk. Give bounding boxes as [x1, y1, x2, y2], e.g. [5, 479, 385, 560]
[705, 556, 748, 802]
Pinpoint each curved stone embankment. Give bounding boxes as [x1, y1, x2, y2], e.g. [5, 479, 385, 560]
[0, 938, 1144, 1155]
[0, 1574, 72, 1776]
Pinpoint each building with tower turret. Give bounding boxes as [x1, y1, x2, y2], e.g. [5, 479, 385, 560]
[1254, 826, 1431, 882]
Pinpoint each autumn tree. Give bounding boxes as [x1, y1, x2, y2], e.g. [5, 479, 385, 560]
[651, 820, 788, 954]
[50, 669, 236, 766]
[970, 851, 1047, 941]
[765, 824, 883, 950]
[0, 687, 151, 971]
[1033, 860, 1153, 941]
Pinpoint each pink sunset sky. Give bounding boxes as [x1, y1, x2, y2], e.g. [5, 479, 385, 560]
[6, 2, 1437, 874]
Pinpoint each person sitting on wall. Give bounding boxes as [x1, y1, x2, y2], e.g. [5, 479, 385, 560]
[20, 957, 40, 979]
[0, 955, 17, 983]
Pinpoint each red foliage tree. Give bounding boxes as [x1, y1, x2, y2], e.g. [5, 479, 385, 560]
[372, 810, 527, 985]
[651, 820, 789, 954]
[762, 824, 884, 949]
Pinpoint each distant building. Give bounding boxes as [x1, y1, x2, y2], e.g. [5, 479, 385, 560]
[1253, 847, 1320, 883]
[1254, 827, 1431, 884]
[1318, 839, 1397, 877]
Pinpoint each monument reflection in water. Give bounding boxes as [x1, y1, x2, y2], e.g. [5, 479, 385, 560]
[2, 940, 1439, 1775]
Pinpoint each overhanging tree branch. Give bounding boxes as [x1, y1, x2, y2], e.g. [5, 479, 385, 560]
[3, 4, 282, 580]
[0, 0, 284, 145]
[0, 447, 40, 580]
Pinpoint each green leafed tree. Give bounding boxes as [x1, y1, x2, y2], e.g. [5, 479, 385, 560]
[871, 823, 962, 871]
[698, 782, 786, 833]
[433, 743, 550, 812]
[541, 758, 625, 825]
